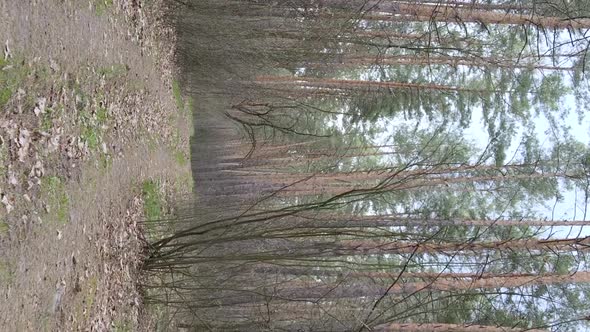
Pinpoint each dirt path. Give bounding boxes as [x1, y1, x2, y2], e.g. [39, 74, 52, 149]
[0, 0, 192, 330]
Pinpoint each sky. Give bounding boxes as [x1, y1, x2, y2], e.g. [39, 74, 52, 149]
[365, 84, 590, 239]
[462, 94, 590, 239]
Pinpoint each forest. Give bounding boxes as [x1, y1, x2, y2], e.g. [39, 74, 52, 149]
[145, 0, 590, 331]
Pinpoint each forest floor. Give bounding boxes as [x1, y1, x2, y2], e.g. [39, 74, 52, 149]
[0, 0, 192, 330]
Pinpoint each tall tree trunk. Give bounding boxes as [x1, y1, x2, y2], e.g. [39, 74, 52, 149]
[256, 75, 492, 93]
[320, 1, 590, 29]
[373, 322, 548, 332]
[337, 236, 590, 255]
[316, 55, 573, 71]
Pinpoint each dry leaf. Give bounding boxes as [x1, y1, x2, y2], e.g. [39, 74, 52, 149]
[3, 40, 11, 60]
[8, 170, 18, 187]
[29, 160, 44, 178]
[1, 194, 13, 214]
[47, 134, 61, 153]
[49, 58, 60, 72]
[17, 128, 31, 162]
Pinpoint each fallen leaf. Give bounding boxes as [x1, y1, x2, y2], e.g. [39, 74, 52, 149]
[49, 58, 60, 72]
[29, 160, 45, 178]
[47, 134, 61, 153]
[8, 170, 18, 187]
[1, 194, 13, 214]
[17, 128, 31, 162]
[17, 128, 30, 147]
[51, 281, 66, 313]
[3, 40, 11, 60]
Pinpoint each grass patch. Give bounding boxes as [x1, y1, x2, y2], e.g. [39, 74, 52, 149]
[82, 126, 100, 151]
[175, 171, 194, 194]
[172, 80, 183, 111]
[174, 151, 188, 166]
[41, 176, 69, 225]
[113, 319, 132, 332]
[96, 106, 108, 123]
[74, 87, 89, 110]
[98, 154, 112, 171]
[0, 140, 7, 179]
[40, 107, 57, 132]
[186, 95, 194, 113]
[94, 0, 114, 16]
[142, 180, 163, 221]
[84, 276, 98, 318]
[172, 81, 195, 118]
[97, 63, 128, 80]
[79, 104, 108, 152]
[148, 304, 177, 332]
[140, 128, 158, 152]
[0, 260, 14, 284]
[169, 130, 189, 167]
[0, 56, 27, 110]
[142, 180, 170, 240]
[186, 96, 195, 136]
[72, 276, 98, 327]
[147, 137, 157, 152]
[0, 220, 8, 235]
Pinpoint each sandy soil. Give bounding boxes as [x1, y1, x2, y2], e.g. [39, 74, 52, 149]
[0, 0, 192, 330]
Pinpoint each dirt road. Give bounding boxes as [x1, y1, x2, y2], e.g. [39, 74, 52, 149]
[0, 0, 192, 330]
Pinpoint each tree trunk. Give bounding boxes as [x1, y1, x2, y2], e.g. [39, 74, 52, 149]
[256, 75, 491, 93]
[373, 322, 548, 332]
[320, 1, 590, 29]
